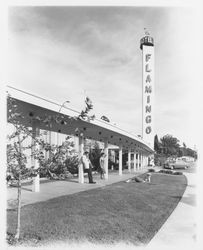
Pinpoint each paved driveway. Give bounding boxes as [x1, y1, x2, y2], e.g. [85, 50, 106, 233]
[7, 169, 147, 209]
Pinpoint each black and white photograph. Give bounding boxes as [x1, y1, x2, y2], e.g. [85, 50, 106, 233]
[2, 0, 203, 249]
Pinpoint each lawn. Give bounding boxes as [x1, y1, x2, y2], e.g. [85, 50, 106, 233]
[7, 173, 187, 246]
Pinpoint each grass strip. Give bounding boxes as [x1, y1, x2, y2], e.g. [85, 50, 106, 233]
[7, 173, 187, 246]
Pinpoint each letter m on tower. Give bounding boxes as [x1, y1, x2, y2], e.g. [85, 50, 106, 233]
[145, 86, 152, 93]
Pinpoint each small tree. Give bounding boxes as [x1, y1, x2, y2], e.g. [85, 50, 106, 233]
[7, 93, 96, 241]
[7, 96, 42, 240]
[154, 134, 160, 153]
[7, 97, 73, 240]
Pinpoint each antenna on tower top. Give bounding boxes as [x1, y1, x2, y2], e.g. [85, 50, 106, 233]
[144, 28, 150, 36]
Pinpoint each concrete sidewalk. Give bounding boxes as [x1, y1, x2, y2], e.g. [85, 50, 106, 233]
[7, 169, 147, 209]
[147, 171, 197, 249]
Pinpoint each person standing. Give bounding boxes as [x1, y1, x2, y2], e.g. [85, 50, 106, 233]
[99, 152, 106, 179]
[81, 151, 96, 184]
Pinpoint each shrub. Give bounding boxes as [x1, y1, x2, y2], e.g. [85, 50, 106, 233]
[64, 155, 79, 175]
[158, 169, 173, 175]
[173, 171, 183, 175]
[148, 168, 155, 173]
[39, 168, 47, 178]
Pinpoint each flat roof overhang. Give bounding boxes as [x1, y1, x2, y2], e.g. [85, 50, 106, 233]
[7, 86, 154, 154]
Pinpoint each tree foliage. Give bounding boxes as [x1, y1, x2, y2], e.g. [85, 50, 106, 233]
[154, 134, 197, 159]
[160, 134, 180, 157]
[7, 96, 42, 181]
[38, 136, 79, 178]
[78, 96, 95, 121]
[154, 134, 161, 153]
[89, 141, 102, 171]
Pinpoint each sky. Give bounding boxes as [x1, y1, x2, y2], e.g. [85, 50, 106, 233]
[7, 4, 201, 149]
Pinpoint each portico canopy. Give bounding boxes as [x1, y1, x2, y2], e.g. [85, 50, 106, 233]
[7, 85, 154, 154]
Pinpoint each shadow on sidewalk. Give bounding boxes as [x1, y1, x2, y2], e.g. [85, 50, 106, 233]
[187, 184, 196, 188]
[171, 193, 196, 207]
[181, 194, 196, 207]
[22, 187, 32, 192]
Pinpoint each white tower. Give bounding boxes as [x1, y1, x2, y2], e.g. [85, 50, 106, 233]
[140, 30, 154, 149]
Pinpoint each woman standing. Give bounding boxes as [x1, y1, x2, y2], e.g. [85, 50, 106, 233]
[99, 152, 106, 179]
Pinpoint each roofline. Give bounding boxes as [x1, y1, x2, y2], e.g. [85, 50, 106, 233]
[6, 85, 154, 153]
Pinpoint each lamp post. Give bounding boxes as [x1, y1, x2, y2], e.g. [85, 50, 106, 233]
[59, 100, 70, 112]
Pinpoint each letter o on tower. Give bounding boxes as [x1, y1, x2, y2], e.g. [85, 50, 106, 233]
[146, 126, 151, 134]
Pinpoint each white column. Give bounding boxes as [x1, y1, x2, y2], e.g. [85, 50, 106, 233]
[140, 153, 143, 169]
[142, 153, 144, 169]
[111, 150, 116, 170]
[128, 149, 131, 172]
[133, 152, 136, 172]
[104, 139, 109, 179]
[32, 125, 40, 192]
[119, 145, 123, 176]
[78, 134, 84, 183]
[144, 155, 146, 168]
[74, 135, 79, 152]
[45, 130, 51, 160]
[137, 152, 140, 170]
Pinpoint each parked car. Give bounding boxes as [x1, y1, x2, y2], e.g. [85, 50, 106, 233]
[164, 163, 174, 170]
[164, 159, 175, 169]
[164, 160, 189, 170]
[172, 160, 189, 169]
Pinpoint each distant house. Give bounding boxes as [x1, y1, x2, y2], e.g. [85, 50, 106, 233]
[177, 156, 195, 162]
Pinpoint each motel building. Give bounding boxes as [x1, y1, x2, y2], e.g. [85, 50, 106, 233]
[7, 33, 155, 192]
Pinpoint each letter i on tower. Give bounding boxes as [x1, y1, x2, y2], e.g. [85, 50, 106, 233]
[140, 29, 154, 149]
